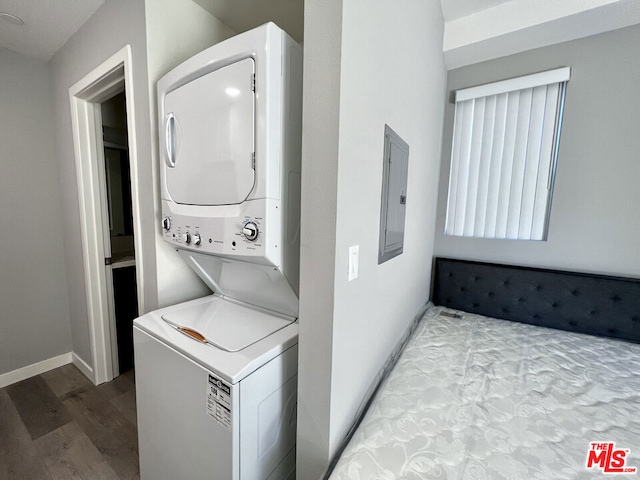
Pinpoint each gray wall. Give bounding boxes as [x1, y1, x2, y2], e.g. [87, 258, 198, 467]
[297, 0, 447, 477]
[0, 48, 72, 375]
[144, 0, 235, 308]
[435, 24, 640, 279]
[49, 0, 233, 368]
[50, 0, 157, 366]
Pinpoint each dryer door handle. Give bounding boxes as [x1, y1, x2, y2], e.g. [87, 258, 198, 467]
[165, 112, 177, 168]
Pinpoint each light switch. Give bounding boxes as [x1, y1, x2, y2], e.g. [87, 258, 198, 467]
[348, 245, 359, 281]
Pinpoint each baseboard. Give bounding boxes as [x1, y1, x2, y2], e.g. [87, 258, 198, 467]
[0, 352, 73, 389]
[72, 353, 94, 383]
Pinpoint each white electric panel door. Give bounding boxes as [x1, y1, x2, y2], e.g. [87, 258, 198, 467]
[164, 58, 255, 206]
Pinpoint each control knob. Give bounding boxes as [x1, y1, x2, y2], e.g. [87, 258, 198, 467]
[182, 232, 191, 244]
[242, 222, 259, 241]
[192, 233, 201, 246]
[162, 217, 171, 231]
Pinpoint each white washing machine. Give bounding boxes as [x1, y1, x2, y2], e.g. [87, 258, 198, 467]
[133, 23, 302, 480]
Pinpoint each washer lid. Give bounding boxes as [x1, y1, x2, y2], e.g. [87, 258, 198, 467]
[161, 296, 292, 352]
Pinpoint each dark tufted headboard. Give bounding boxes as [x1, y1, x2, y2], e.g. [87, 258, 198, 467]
[432, 257, 640, 343]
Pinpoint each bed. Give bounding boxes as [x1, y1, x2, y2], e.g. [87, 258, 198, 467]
[327, 257, 640, 479]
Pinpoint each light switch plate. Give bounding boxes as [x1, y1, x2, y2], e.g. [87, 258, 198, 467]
[348, 245, 359, 281]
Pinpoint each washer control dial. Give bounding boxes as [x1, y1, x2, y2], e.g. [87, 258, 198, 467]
[242, 222, 259, 241]
[182, 232, 191, 244]
[192, 233, 201, 246]
[162, 217, 171, 231]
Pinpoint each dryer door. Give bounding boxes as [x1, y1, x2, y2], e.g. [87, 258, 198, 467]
[163, 57, 255, 205]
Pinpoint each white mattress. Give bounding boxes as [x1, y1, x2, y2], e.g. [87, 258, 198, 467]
[330, 306, 640, 479]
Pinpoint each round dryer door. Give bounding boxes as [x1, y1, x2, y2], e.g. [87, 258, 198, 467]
[163, 57, 255, 206]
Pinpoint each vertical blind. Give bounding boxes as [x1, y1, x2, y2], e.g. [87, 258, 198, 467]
[445, 67, 570, 241]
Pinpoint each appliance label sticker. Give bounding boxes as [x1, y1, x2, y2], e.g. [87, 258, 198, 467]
[206, 374, 232, 430]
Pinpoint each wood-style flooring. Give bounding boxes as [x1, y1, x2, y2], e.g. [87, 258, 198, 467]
[0, 364, 139, 479]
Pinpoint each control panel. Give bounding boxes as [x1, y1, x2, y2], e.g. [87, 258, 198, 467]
[161, 199, 281, 267]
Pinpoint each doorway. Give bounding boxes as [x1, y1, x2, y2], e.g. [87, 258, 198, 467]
[102, 93, 138, 374]
[69, 46, 145, 385]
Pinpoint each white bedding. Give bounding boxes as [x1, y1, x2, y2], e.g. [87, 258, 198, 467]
[330, 306, 640, 479]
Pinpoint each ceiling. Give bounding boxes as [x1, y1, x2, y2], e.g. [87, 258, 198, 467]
[0, 0, 104, 61]
[3, 0, 482, 58]
[193, 0, 515, 41]
[0, 0, 635, 65]
[440, 0, 514, 21]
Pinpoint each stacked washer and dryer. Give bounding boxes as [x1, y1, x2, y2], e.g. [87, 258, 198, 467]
[133, 23, 302, 480]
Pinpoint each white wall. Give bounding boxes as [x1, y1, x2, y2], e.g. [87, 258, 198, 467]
[297, 0, 447, 477]
[50, 0, 157, 365]
[0, 48, 72, 375]
[435, 24, 640, 279]
[144, 0, 236, 308]
[331, 0, 447, 455]
[297, 0, 343, 475]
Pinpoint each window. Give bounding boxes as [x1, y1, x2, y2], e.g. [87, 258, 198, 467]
[445, 67, 570, 241]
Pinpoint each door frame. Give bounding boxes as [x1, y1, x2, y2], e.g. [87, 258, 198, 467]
[69, 45, 145, 384]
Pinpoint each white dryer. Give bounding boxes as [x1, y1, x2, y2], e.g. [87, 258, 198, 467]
[133, 23, 302, 480]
